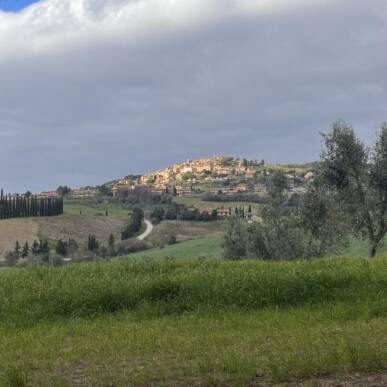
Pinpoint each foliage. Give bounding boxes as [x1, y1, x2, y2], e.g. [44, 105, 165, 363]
[56, 186, 71, 197]
[87, 234, 99, 252]
[201, 192, 265, 203]
[121, 207, 144, 240]
[0, 194, 63, 220]
[222, 171, 347, 260]
[222, 216, 247, 260]
[321, 120, 387, 256]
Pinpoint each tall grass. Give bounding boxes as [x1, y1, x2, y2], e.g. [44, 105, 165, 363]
[1, 256, 387, 327]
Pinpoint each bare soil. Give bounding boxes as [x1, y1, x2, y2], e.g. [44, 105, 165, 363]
[252, 371, 387, 386]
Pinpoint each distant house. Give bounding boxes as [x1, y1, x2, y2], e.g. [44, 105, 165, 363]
[112, 179, 138, 197]
[69, 188, 100, 199]
[235, 183, 250, 192]
[149, 185, 168, 195]
[217, 207, 231, 217]
[39, 191, 58, 198]
[199, 208, 216, 216]
[254, 185, 268, 194]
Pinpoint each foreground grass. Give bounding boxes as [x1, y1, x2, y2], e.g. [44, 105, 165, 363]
[3, 305, 387, 386]
[2, 257, 387, 385]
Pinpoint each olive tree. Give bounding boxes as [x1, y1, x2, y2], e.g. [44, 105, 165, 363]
[222, 170, 347, 261]
[321, 120, 387, 257]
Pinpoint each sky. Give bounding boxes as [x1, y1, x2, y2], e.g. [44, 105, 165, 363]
[0, 0, 39, 12]
[0, 0, 386, 193]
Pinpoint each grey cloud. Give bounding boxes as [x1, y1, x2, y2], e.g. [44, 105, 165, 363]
[0, 0, 386, 192]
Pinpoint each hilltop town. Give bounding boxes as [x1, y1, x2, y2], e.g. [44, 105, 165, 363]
[110, 155, 315, 198]
[34, 156, 315, 199]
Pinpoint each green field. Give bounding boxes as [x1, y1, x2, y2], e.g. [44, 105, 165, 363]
[2, 256, 387, 385]
[130, 228, 387, 261]
[63, 200, 130, 219]
[131, 233, 223, 259]
[173, 196, 261, 213]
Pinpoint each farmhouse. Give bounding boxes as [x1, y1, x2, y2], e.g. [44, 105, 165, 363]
[39, 191, 58, 198]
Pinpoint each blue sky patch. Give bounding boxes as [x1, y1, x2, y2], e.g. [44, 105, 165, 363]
[0, 0, 40, 12]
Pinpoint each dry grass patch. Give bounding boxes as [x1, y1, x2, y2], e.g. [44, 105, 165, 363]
[36, 214, 127, 243]
[0, 218, 39, 256]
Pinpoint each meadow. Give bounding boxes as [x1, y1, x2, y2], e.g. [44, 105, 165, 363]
[173, 196, 261, 213]
[0, 201, 131, 257]
[2, 257, 387, 385]
[129, 230, 387, 261]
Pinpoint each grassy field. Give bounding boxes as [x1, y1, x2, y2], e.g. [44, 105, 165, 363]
[63, 201, 130, 219]
[127, 231, 387, 262]
[1, 257, 387, 385]
[0, 201, 131, 257]
[131, 233, 223, 259]
[173, 196, 261, 213]
[147, 219, 227, 244]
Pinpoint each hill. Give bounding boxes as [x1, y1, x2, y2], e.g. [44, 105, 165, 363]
[0, 201, 130, 257]
[109, 156, 316, 198]
[2, 256, 387, 385]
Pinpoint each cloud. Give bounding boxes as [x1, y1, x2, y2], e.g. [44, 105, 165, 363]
[0, 0, 386, 192]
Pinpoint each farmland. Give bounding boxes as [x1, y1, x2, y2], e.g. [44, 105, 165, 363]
[0, 201, 130, 257]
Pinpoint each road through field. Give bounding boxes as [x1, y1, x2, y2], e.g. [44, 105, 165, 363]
[137, 219, 153, 240]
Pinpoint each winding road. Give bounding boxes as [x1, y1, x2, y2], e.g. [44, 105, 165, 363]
[137, 219, 153, 241]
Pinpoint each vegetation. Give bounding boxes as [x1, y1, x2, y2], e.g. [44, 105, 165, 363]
[131, 233, 223, 260]
[202, 192, 265, 204]
[222, 170, 347, 260]
[321, 120, 387, 257]
[121, 207, 144, 240]
[0, 194, 63, 219]
[1, 257, 387, 385]
[56, 185, 71, 197]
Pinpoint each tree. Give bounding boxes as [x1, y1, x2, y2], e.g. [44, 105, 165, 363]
[98, 185, 112, 196]
[56, 186, 71, 197]
[55, 239, 66, 256]
[38, 240, 50, 255]
[31, 240, 39, 255]
[22, 241, 29, 258]
[88, 234, 99, 251]
[108, 233, 115, 248]
[151, 206, 165, 222]
[222, 171, 347, 261]
[221, 216, 247, 260]
[14, 241, 21, 257]
[321, 120, 387, 257]
[268, 171, 289, 199]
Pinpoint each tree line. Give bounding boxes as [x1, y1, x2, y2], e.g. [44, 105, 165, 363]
[0, 192, 63, 219]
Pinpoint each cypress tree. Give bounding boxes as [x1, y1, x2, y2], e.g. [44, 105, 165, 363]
[22, 242, 29, 258]
[14, 241, 21, 257]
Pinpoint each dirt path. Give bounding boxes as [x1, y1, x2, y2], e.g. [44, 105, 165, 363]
[137, 219, 153, 240]
[0, 218, 39, 256]
[252, 371, 387, 386]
